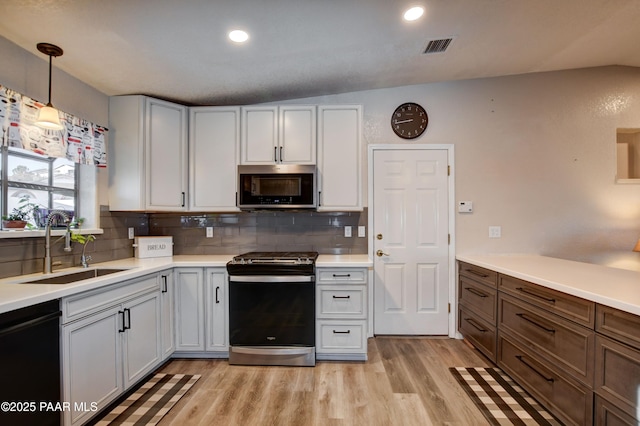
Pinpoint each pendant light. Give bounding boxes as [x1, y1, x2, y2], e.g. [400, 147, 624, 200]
[35, 42, 64, 131]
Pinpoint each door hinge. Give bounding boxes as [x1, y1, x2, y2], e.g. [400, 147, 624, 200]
[448, 303, 451, 313]
[447, 165, 450, 176]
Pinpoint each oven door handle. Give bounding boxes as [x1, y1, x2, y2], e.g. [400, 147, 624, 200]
[229, 275, 315, 283]
[231, 346, 314, 356]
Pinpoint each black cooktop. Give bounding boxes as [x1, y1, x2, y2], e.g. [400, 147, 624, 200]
[227, 251, 318, 275]
[231, 251, 318, 262]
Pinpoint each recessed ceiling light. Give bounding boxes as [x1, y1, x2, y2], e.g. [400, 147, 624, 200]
[403, 6, 424, 21]
[228, 30, 249, 43]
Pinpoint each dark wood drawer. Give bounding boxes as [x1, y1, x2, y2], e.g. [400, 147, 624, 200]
[458, 306, 496, 362]
[458, 275, 497, 325]
[498, 293, 594, 385]
[596, 304, 640, 350]
[458, 262, 497, 288]
[498, 334, 594, 426]
[595, 334, 640, 421]
[595, 394, 639, 426]
[499, 274, 595, 327]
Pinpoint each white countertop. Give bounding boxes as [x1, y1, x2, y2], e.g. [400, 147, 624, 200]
[457, 254, 640, 316]
[0, 254, 372, 314]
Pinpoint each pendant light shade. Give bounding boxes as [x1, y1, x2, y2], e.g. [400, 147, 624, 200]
[35, 43, 64, 131]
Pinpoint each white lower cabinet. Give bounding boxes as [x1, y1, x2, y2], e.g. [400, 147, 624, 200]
[315, 267, 368, 361]
[62, 274, 162, 426]
[174, 267, 228, 356]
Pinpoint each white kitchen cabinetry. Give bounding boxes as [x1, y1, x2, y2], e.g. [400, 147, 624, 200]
[317, 105, 362, 211]
[189, 106, 240, 211]
[159, 270, 175, 359]
[174, 267, 229, 356]
[62, 274, 162, 426]
[108, 95, 188, 211]
[315, 267, 368, 361]
[241, 105, 316, 164]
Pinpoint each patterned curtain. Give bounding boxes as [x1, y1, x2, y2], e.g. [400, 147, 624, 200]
[0, 85, 107, 167]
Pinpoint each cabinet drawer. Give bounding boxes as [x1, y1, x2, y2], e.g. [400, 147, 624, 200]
[458, 275, 497, 324]
[595, 394, 639, 426]
[458, 262, 497, 288]
[317, 269, 366, 284]
[63, 274, 158, 323]
[595, 334, 640, 421]
[499, 274, 595, 327]
[458, 306, 496, 362]
[316, 320, 367, 353]
[317, 285, 366, 318]
[596, 304, 640, 350]
[498, 293, 594, 384]
[498, 334, 593, 426]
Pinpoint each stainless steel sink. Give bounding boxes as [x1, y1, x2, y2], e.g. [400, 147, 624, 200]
[21, 268, 128, 284]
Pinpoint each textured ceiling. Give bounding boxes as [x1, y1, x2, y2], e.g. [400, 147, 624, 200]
[1, 0, 639, 106]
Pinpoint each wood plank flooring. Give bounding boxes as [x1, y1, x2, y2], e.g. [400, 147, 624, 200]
[156, 337, 492, 425]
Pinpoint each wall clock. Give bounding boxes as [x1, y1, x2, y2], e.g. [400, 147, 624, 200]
[391, 102, 428, 139]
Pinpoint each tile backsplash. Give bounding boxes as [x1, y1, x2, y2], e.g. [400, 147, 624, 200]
[0, 207, 367, 278]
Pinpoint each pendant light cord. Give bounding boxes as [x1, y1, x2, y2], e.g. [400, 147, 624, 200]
[47, 53, 53, 107]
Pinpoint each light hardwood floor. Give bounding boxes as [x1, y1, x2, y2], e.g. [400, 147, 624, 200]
[157, 337, 492, 426]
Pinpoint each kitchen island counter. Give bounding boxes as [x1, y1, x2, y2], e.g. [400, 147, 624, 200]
[456, 254, 640, 316]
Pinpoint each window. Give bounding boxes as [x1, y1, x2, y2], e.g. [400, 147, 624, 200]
[1, 146, 77, 227]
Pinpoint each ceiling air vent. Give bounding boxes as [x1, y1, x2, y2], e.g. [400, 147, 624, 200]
[423, 37, 453, 54]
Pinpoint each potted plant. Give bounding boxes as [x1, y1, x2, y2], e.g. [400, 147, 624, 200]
[2, 196, 39, 230]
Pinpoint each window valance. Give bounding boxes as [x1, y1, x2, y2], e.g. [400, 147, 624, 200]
[0, 85, 107, 167]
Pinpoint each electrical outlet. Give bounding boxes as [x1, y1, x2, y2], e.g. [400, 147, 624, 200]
[344, 226, 352, 238]
[206, 227, 213, 238]
[489, 226, 501, 238]
[128, 227, 135, 239]
[358, 226, 366, 237]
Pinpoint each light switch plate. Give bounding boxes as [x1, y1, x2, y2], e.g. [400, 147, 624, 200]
[358, 226, 366, 237]
[128, 227, 135, 239]
[458, 201, 473, 213]
[344, 226, 352, 237]
[489, 226, 501, 238]
[206, 227, 213, 238]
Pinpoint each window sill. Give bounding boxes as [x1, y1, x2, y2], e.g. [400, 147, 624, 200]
[0, 228, 104, 239]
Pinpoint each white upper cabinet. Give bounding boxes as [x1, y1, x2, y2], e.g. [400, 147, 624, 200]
[241, 105, 316, 164]
[189, 106, 240, 211]
[317, 105, 363, 211]
[108, 95, 188, 211]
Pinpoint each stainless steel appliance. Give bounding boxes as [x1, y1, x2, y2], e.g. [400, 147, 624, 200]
[237, 164, 316, 209]
[227, 251, 318, 366]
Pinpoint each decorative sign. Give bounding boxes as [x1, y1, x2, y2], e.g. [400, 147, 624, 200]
[0, 85, 107, 167]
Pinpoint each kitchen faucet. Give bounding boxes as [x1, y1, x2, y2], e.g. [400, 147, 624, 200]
[43, 210, 72, 274]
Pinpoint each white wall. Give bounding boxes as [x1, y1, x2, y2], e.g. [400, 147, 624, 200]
[286, 66, 640, 269]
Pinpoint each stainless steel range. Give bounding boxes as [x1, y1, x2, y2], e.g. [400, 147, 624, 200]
[227, 251, 318, 366]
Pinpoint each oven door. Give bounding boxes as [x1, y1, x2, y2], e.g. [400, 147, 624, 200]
[228, 275, 315, 366]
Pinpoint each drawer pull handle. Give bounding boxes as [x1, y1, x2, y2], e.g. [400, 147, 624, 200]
[333, 330, 351, 334]
[161, 275, 168, 293]
[465, 287, 488, 298]
[118, 310, 126, 333]
[516, 355, 555, 383]
[332, 295, 351, 299]
[464, 317, 488, 332]
[464, 269, 489, 278]
[332, 274, 351, 278]
[515, 287, 556, 303]
[515, 313, 556, 333]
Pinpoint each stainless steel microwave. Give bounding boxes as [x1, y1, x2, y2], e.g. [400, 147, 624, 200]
[237, 164, 317, 209]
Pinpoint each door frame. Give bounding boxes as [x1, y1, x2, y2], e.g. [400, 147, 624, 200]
[367, 144, 457, 337]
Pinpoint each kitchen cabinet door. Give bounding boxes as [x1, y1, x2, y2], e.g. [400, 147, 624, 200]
[240, 105, 316, 164]
[160, 271, 174, 360]
[63, 306, 123, 426]
[205, 268, 228, 352]
[174, 268, 205, 351]
[241, 106, 278, 164]
[317, 105, 362, 211]
[189, 106, 240, 211]
[108, 95, 188, 211]
[122, 291, 161, 389]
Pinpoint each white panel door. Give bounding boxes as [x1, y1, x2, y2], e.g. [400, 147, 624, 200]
[373, 148, 449, 335]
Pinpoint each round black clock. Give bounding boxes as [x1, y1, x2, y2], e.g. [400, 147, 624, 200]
[391, 102, 428, 139]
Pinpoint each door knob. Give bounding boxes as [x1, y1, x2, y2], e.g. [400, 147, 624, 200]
[376, 250, 390, 257]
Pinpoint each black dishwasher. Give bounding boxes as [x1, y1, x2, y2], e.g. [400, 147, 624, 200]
[0, 299, 61, 426]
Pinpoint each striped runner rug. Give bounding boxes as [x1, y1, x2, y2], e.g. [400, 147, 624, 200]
[95, 373, 200, 426]
[450, 367, 562, 426]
